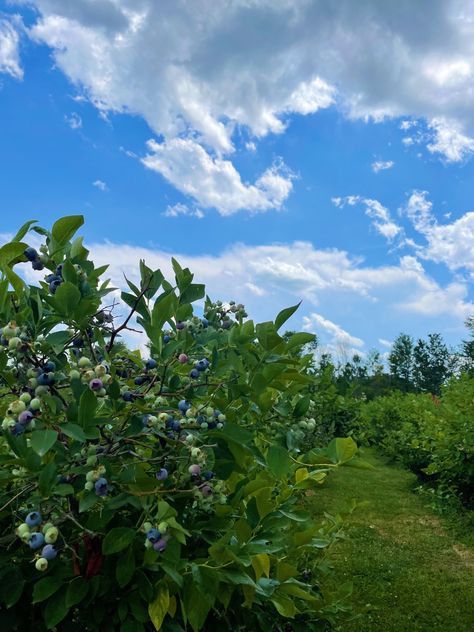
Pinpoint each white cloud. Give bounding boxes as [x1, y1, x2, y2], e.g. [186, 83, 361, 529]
[378, 338, 393, 348]
[65, 112, 82, 129]
[142, 138, 293, 215]
[333, 195, 402, 241]
[163, 203, 204, 219]
[427, 117, 474, 162]
[372, 159, 394, 173]
[0, 17, 23, 79]
[92, 179, 108, 191]
[303, 312, 364, 348]
[17, 0, 474, 209]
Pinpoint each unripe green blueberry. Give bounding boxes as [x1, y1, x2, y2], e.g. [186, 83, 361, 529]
[35, 558, 48, 572]
[44, 527, 58, 544]
[86, 456, 96, 467]
[144, 538, 153, 549]
[84, 481, 94, 491]
[143, 521, 153, 532]
[158, 521, 168, 534]
[29, 398, 41, 411]
[69, 369, 81, 380]
[185, 408, 195, 419]
[16, 523, 30, 537]
[35, 385, 49, 396]
[191, 448, 202, 459]
[8, 337, 21, 350]
[158, 413, 169, 423]
[86, 470, 95, 482]
[185, 434, 195, 444]
[97, 388, 106, 397]
[10, 400, 26, 415]
[19, 392, 32, 404]
[28, 378, 38, 389]
[200, 422, 208, 429]
[217, 414, 226, 422]
[95, 365, 106, 377]
[84, 370, 95, 381]
[216, 422, 224, 429]
[205, 407, 214, 417]
[78, 357, 91, 368]
[42, 522, 54, 534]
[2, 418, 15, 430]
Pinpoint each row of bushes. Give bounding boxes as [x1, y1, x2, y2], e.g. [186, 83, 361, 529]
[352, 376, 474, 506]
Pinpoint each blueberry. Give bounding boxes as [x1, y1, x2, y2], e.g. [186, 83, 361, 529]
[163, 335, 171, 344]
[18, 410, 34, 425]
[89, 378, 103, 390]
[146, 528, 161, 543]
[176, 321, 185, 330]
[145, 358, 157, 370]
[94, 477, 108, 496]
[28, 532, 45, 550]
[178, 399, 190, 413]
[201, 318, 209, 328]
[32, 259, 44, 271]
[55, 264, 63, 277]
[207, 421, 217, 430]
[203, 471, 214, 480]
[45, 273, 57, 283]
[41, 544, 57, 561]
[153, 538, 167, 552]
[122, 392, 134, 402]
[142, 414, 150, 427]
[12, 422, 25, 436]
[171, 420, 181, 432]
[188, 464, 201, 477]
[195, 360, 208, 372]
[73, 337, 84, 348]
[49, 278, 62, 294]
[200, 484, 213, 498]
[44, 361, 56, 373]
[37, 372, 54, 386]
[134, 376, 147, 386]
[25, 511, 42, 527]
[24, 247, 38, 261]
[189, 369, 199, 379]
[155, 468, 168, 481]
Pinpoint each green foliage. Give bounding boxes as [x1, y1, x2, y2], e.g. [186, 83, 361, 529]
[0, 217, 354, 630]
[354, 378, 474, 506]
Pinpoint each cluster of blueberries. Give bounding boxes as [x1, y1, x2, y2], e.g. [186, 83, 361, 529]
[24, 246, 44, 271]
[16, 511, 59, 572]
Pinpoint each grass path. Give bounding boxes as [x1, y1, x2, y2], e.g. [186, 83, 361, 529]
[312, 448, 474, 631]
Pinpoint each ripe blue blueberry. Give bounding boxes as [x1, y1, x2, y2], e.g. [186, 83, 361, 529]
[32, 259, 44, 271]
[156, 468, 168, 481]
[37, 372, 54, 386]
[94, 477, 108, 496]
[189, 368, 199, 379]
[171, 420, 181, 432]
[163, 334, 171, 343]
[176, 321, 185, 330]
[49, 278, 62, 294]
[26, 511, 42, 527]
[203, 471, 214, 480]
[44, 361, 56, 373]
[146, 528, 161, 543]
[134, 376, 147, 386]
[41, 544, 57, 561]
[201, 318, 209, 328]
[24, 247, 39, 262]
[18, 410, 34, 425]
[12, 422, 25, 436]
[153, 538, 167, 552]
[28, 532, 45, 550]
[89, 378, 103, 390]
[178, 399, 190, 413]
[145, 358, 157, 370]
[122, 391, 134, 402]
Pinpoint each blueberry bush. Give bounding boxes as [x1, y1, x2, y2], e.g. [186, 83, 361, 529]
[0, 217, 356, 631]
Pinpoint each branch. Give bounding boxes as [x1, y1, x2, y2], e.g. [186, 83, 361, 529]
[106, 278, 152, 353]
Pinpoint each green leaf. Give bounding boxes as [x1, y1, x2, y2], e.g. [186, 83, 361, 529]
[102, 528, 136, 555]
[12, 219, 38, 242]
[275, 302, 301, 331]
[65, 578, 88, 608]
[38, 461, 57, 496]
[327, 437, 358, 464]
[0, 241, 28, 265]
[286, 332, 315, 351]
[44, 330, 71, 353]
[256, 322, 284, 351]
[51, 215, 84, 246]
[30, 429, 58, 457]
[293, 395, 311, 417]
[267, 445, 291, 479]
[32, 576, 63, 604]
[44, 590, 69, 629]
[1, 262, 25, 296]
[116, 547, 136, 588]
[151, 291, 177, 332]
[60, 423, 86, 442]
[180, 283, 205, 304]
[148, 583, 170, 631]
[54, 282, 82, 317]
[78, 388, 98, 428]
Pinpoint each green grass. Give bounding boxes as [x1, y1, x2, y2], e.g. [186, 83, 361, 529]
[312, 448, 474, 631]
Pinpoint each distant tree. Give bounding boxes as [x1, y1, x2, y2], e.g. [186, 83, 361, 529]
[461, 316, 474, 374]
[389, 333, 414, 391]
[412, 333, 451, 395]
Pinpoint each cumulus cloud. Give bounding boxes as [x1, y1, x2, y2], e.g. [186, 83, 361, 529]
[162, 202, 204, 219]
[303, 312, 364, 348]
[142, 138, 293, 215]
[371, 160, 394, 173]
[0, 16, 23, 79]
[65, 112, 82, 129]
[402, 190, 474, 274]
[333, 195, 402, 241]
[13, 0, 474, 213]
[92, 179, 108, 191]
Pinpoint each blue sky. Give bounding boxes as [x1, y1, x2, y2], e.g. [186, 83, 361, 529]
[1, 0, 474, 358]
